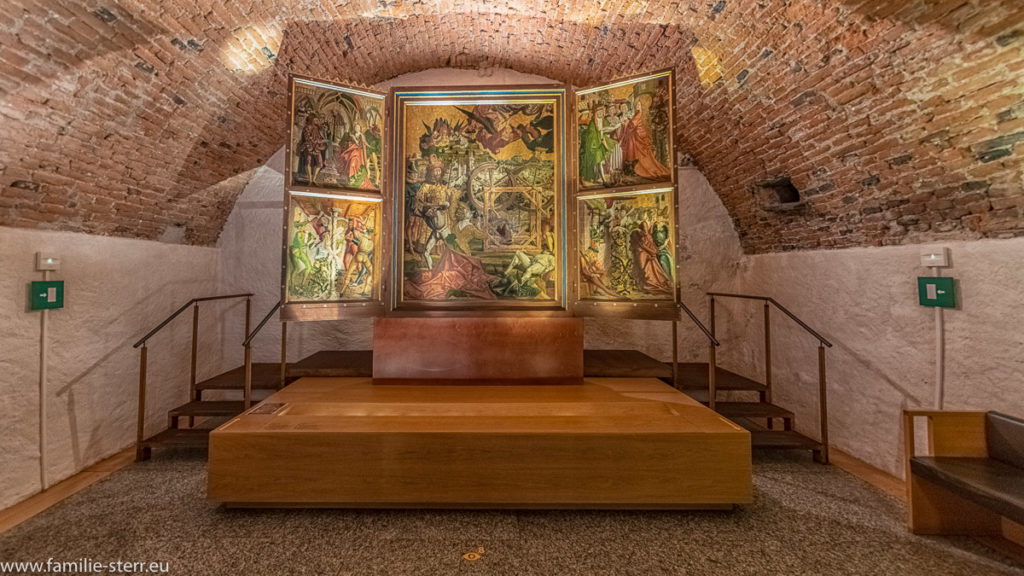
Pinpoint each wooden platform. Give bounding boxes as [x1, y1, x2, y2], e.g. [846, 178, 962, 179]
[583, 349, 673, 379]
[287, 348, 666, 379]
[288, 350, 373, 378]
[207, 377, 752, 509]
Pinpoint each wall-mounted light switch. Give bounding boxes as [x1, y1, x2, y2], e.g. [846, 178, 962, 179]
[35, 253, 61, 272]
[920, 247, 949, 268]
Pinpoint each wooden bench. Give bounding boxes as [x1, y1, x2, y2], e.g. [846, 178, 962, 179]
[904, 410, 1024, 551]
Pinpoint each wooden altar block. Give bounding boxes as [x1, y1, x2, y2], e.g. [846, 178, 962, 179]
[372, 317, 583, 382]
[207, 377, 753, 508]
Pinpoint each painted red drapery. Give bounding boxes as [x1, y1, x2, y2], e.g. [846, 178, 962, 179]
[405, 246, 496, 300]
[618, 114, 669, 181]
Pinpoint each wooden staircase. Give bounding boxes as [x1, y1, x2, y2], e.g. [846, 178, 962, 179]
[134, 294, 831, 463]
[133, 295, 375, 460]
[137, 363, 289, 460]
[673, 362, 825, 462]
[582, 347, 829, 461]
[139, 354, 392, 458]
[697, 292, 833, 463]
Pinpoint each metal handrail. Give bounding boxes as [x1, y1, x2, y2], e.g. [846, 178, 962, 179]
[133, 293, 253, 348]
[243, 300, 282, 347]
[242, 299, 284, 409]
[707, 292, 832, 347]
[679, 300, 720, 346]
[673, 299, 721, 412]
[134, 293, 252, 461]
[707, 291, 831, 463]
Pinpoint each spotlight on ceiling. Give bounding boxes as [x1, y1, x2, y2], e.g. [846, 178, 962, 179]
[691, 46, 724, 87]
[220, 25, 282, 74]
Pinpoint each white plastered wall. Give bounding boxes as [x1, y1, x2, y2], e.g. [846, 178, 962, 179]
[0, 226, 224, 509]
[726, 239, 1024, 477]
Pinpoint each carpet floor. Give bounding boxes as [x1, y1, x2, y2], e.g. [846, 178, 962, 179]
[1, 450, 1022, 575]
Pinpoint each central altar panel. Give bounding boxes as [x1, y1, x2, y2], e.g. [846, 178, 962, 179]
[388, 86, 568, 313]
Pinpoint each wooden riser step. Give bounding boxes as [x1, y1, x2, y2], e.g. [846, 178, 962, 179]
[670, 363, 769, 392]
[710, 402, 794, 421]
[289, 349, 686, 380]
[729, 417, 823, 452]
[288, 351, 373, 378]
[195, 363, 289, 391]
[141, 428, 212, 449]
[583, 349, 673, 379]
[749, 430, 823, 451]
[169, 400, 245, 419]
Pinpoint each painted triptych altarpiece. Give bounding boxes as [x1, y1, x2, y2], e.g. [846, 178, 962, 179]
[282, 76, 387, 321]
[281, 72, 678, 322]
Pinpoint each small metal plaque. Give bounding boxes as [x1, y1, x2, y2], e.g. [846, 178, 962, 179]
[249, 402, 286, 415]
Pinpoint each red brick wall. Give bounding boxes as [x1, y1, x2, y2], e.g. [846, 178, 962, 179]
[1, 1, 1022, 251]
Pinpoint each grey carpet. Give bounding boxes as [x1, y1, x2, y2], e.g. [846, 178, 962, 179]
[1, 451, 1022, 576]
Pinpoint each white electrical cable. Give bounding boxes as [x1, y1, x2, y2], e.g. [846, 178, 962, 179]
[933, 267, 945, 410]
[39, 269, 49, 490]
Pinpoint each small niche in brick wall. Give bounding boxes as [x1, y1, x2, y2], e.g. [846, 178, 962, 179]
[754, 176, 805, 212]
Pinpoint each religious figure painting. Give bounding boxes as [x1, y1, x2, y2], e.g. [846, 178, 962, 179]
[285, 193, 381, 303]
[288, 77, 384, 193]
[390, 87, 567, 311]
[577, 189, 676, 301]
[576, 70, 674, 192]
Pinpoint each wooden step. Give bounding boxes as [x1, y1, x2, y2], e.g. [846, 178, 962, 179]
[141, 428, 211, 449]
[195, 363, 287, 391]
[288, 351, 373, 378]
[711, 402, 794, 420]
[168, 400, 245, 419]
[748, 430, 823, 451]
[584, 349, 673, 379]
[670, 363, 769, 392]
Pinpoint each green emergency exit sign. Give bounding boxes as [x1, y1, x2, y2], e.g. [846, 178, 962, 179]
[30, 280, 64, 310]
[918, 277, 955, 308]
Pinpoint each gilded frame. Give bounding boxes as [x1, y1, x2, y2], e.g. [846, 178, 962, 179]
[280, 190, 386, 321]
[281, 74, 387, 321]
[387, 85, 569, 314]
[285, 75, 386, 195]
[570, 69, 680, 320]
[574, 68, 676, 195]
[569, 187, 680, 320]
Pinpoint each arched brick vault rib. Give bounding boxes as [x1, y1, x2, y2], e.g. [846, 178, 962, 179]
[1, 1, 1023, 251]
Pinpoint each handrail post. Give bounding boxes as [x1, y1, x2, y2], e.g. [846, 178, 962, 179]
[135, 345, 148, 462]
[280, 321, 288, 388]
[190, 303, 199, 388]
[244, 344, 253, 410]
[708, 343, 717, 411]
[189, 303, 199, 428]
[709, 295, 716, 337]
[708, 295, 717, 411]
[817, 343, 829, 464]
[244, 296, 252, 341]
[671, 320, 679, 389]
[764, 302, 773, 426]
[244, 296, 253, 407]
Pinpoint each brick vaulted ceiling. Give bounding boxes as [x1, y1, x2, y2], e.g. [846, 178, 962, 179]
[1, 1, 1023, 251]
